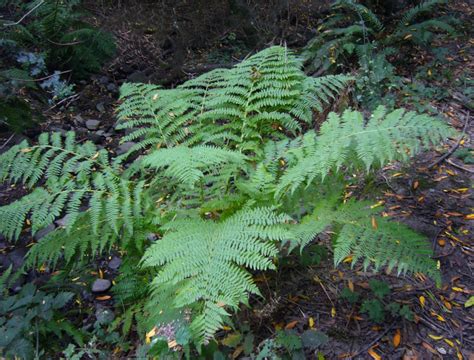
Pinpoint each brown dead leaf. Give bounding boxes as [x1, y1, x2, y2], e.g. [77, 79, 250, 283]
[285, 320, 298, 329]
[422, 342, 437, 354]
[393, 329, 401, 348]
[368, 347, 382, 360]
[96, 295, 111, 301]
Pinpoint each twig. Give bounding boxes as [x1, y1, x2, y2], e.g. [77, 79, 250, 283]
[3, 0, 44, 27]
[428, 111, 470, 169]
[348, 322, 395, 359]
[0, 134, 15, 150]
[446, 159, 474, 174]
[45, 94, 80, 112]
[9, 70, 72, 83]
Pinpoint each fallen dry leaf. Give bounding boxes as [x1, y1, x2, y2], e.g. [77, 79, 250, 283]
[368, 347, 382, 360]
[393, 329, 401, 348]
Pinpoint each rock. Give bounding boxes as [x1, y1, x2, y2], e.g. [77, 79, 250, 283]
[98, 76, 110, 85]
[107, 83, 118, 93]
[85, 119, 101, 131]
[55, 214, 73, 228]
[96, 306, 115, 325]
[8, 248, 27, 271]
[96, 102, 105, 113]
[436, 347, 447, 355]
[95, 130, 105, 137]
[127, 71, 149, 83]
[108, 256, 121, 270]
[147, 233, 158, 241]
[34, 223, 56, 241]
[91, 279, 112, 293]
[116, 141, 136, 155]
[74, 114, 85, 125]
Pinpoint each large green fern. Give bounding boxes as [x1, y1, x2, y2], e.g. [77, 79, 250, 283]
[0, 46, 454, 349]
[141, 207, 291, 343]
[116, 46, 352, 158]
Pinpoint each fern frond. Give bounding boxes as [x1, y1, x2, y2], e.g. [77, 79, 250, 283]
[395, 0, 447, 30]
[116, 46, 352, 158]
[142, 207, 291, 343]
[276, 106, 454, 197]
[142, 146, 247, 188]
[291, 199, 440, 283]
[0, 132, 144, 241]
[333, 0, 384, 33]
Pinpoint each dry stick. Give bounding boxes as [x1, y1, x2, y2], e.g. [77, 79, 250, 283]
[3, 0, 44, 27]
[0, 134, 15, 150]
[9, 70, 72, 83]
[428, 111, 471, 169]
[446, 158, 474, 174]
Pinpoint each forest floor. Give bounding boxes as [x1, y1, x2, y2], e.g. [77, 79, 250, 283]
[0, 1, 473, 359]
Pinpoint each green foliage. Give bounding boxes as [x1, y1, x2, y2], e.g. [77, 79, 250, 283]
[142, 208, 290, 343]
[0, 282, 79, 359]
[116, 46, 352, 158]
[4, 0, 115, 79]
[302, 0, 456, 108]
[0, 46, 452, 349]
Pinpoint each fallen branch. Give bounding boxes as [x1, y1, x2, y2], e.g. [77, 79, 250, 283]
[3, 0, 44, 27]
[428, 111, 470, 169]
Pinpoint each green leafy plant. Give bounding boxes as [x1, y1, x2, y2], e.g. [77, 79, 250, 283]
[302, 0, 457, 108]
[341, 280, 414, 324]
[0, 267, 81, 358]
[3, 0, 116, 79]
[0, 46, 452, 350]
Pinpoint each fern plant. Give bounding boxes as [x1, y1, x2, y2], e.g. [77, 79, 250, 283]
[303, 0, 455, 73]
[0, 46, 453, 349]
[302, 0, 456, 108]
[4, 0, 116, 78]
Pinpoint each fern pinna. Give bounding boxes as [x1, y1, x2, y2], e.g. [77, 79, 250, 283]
[0, 46, 453, 347]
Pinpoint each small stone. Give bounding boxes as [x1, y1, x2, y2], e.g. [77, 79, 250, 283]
[85, 119, 101, 130]
[108, 256, 122, 270]
[34, 223, 56, 241]
[96, 102, 105, 113]
[74, 115, 84, 125]
[55, 214, 73, 228]
[147, 233, 158, 241]
[116, 141, 136, 155]
[99, 76, 110, 85]
[436, 347, 447, 355]
[107, 83, 118, 93]
[95, 130, 105, 137]
[91, 279, 112, 293]
[96, 306, 115, 325]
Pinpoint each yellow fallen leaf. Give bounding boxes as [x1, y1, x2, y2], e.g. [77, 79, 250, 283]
[222, 326, 232, 331]
[371, 216, 378, 230]
[368, 347, 382, 360]
[348, 280, 354, 292]
[146, 326, 158, 344]
[309, 317, 315, 329]
[429, 334, 444, 341]
[444, 339, 454, 347]
[419, 295, 426, 308]
[96, 295, 111, 301]
[465, 214, 474, 220]
[370, 200, 385, 209]
[452, 287, 464, 292]
[404, 34, 413, 40]
[168, 340, 178, 348]
[331, 307, 336, 318]
[457, 350, 463, 360]
[436, 314, 446, 322]
[393, 328, 401, 348]
[343, 255, 353, 264]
